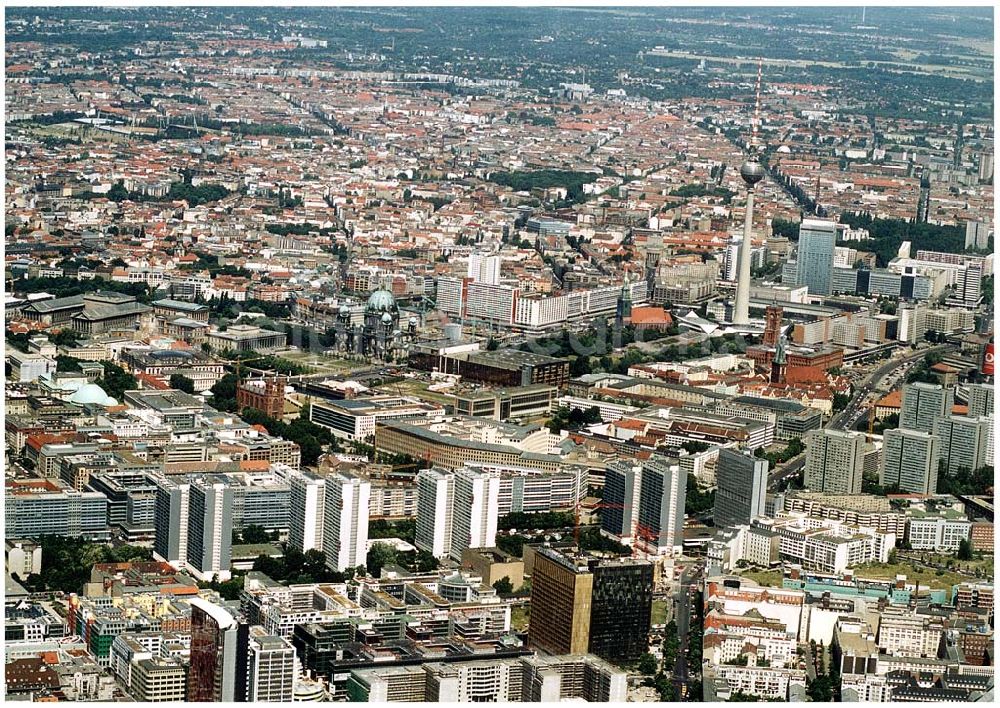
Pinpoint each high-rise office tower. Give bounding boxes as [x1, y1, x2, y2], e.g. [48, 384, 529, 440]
[953, 262, 984, 308]
[803, 429, 866, 494]
[288, 470, 325, 554]
[966, 383, 994, 418]
[714, 448, 769, 528]
[528, 547, 653, 663]
[636, 455, 686, 555]
[601, 460, 642, 544]
[415, 469, 454, 558]
[450, 468, 500, 561]
[187, 476, 234, 582]
[900, 382, 955, 433]
[724, 241, 741, 282]
[153, 476, 189, 568]
[795, 218, 838, 296]
[881, 428, 940, 495]
[322, 472, 370, 572]
[978, 147, 994, 184]
[933, 415, 992, 477]
[247, 627, 296, 702]
[467, 253, 501, 286]
[187, 598, 249, 703]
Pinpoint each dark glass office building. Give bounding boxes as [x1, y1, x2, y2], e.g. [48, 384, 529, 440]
[589, 559, 654, 661]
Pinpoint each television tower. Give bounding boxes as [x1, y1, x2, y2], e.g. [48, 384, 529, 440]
[732, 58, 765, 326]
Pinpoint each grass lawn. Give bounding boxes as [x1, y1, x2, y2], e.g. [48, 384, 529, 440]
[383, 379, 454, 406]
[511, 605, 530, 632]
[272, 349, 356, 375]
[743, 569, 783, 587]
[915, 553, 994, 579]
[651, 599, 669, 626]
[854, 562, 967, 591]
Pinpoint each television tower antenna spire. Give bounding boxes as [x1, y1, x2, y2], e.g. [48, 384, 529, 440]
[751, 56, 763, 153]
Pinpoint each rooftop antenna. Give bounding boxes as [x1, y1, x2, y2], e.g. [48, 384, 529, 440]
[750, 57, 763, 153]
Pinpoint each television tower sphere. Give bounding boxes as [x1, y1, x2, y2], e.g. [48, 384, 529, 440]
[740, 157, 766, 186]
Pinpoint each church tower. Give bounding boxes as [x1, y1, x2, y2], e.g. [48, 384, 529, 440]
[616, 273, 633, 329]
[770, 335, 787, 384]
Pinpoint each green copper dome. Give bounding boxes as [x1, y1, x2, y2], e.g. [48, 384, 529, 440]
[366, 286, 398, 314]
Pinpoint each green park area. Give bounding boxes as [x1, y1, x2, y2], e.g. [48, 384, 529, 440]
[651, 599, 669, 626]
[511, 605, 530, 632]
[742, 569, 783, 587]
[854, 561, 971, 592]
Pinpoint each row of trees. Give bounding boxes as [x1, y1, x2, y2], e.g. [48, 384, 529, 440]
[15, 536, 151, 594]
[839, 212, 971, 267]
[754, 437, 805, 469]
[366, 542, 439, 576]
[546, 405, 603, 433]
[11, 275, 153, 303]
[498, 511, 576, 531]
[251, 545, 353, 585]
[239, 405, 340, 467]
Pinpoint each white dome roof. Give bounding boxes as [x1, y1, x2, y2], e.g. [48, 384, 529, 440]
[68, 383, 117, 407]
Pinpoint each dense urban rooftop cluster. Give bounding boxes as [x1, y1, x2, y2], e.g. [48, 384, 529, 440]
[4, 6, 995, 705]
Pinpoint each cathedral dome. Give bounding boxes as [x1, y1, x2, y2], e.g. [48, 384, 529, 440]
[365, 287, 397, 314]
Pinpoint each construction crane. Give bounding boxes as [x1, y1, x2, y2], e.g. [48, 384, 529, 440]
[634, 522, 660, 555]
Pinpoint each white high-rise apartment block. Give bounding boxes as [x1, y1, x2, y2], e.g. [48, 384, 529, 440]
[289, 470, 326, 554]
[804, 429, 866, 494]
[637, 456, 687, 556]
[467, 253, 501, 286]
[897, 305, 927, 344]
[322, 472, 370, 571]
[965, 220, 991, 250]
[185, 477, 234, 582]
[933, 415, 992, 476]
[881, 429, 940, 495]
[415, 469, 455, 558]
[464, 281, 517, 325]
[451, 468, 500, 561]
[415, 468, 499, 561]
[436, 277, 465, 318]
[951, 262, 983, 308]
[153, 477, 190, 569]
[900, 382, 954, 433]
[966, 383, 994, 419]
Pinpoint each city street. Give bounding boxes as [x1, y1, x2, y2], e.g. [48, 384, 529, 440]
[671, 561, 703, 699]
[828, 345, 949, 431]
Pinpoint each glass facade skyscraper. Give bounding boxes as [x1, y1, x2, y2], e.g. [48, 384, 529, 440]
[796, 219, 837, 296]
[715, 448, 769, 527]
